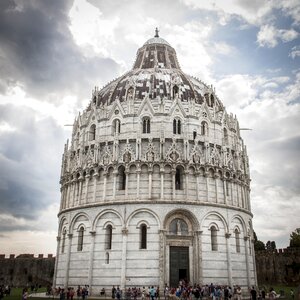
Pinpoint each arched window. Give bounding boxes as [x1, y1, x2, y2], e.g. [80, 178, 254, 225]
[210, 226, 218, 251]
[201, 121, 208, 136]
[89, 124, 96, 141]
[235, 228, 240, 253]
[61, 229, 66, 253]
[140, 224, 147, 249]
[223, 128, 228, 145]
[175, 167, 183, 190]
[193, 131, 197, 140]
[105, 252, 109, 264]
[105, 225, 112, 250]
[173, 119, 182, 134]
[77, 226, 84, 251]
[173, 85, 179, 98]
[112, 119, 121, 135]
[142, 117, 151, 134]
[118, 166, 126, 190]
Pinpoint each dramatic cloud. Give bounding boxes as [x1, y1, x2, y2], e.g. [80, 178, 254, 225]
[0, 0, 299, 255]
[0, 0, 120, 100]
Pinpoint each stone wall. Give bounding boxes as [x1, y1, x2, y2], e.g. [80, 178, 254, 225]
[255, 248, 300, 285]
[0, 254, 55, 287]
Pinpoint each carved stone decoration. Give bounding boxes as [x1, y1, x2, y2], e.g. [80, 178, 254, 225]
[189, 143, 204, 165]
[210, 146, 221, 166]
[166, 139, 181, 162]
[144, 138, 158, 162]
[101, 143, 112, 166]
[121, 142, 135, 164]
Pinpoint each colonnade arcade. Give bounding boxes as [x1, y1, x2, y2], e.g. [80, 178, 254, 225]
[60, 161, 250, 211]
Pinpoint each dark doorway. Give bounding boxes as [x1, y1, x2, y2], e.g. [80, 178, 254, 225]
[170, 246, 189, 287]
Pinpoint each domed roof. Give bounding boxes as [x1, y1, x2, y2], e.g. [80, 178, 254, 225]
[94, 29, 219, 108]
[143, 28, 170, 46]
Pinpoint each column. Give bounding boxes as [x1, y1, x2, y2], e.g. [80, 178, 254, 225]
[102, 172, 107, 201]
[214, 174, 219, 204]
[223, 179, 228, 205]
[172, 169, 176, 200]
[53, 236, 61, 287]
[148, 170, 152, 199]
[85, 174, 90, 204]
[113, 170, 118, 200]
[78, 179, 83, 205]
[205, 172, 209, 202]
[225, 233, 233, 288]
[158, 230, 166, 293]
[136, 170, 140, 200]
[88, 231, 96, 294]
[64, 233, 73, 289]
[197, 230, 203, 283]
[185, 170, 189, 199]
[72, 180, 77, 206]
[59, 187, 64, 211]
[120, 228, 128, 290]
[125, 170, 129, 198]
[244, 236, 251, 288]
[160, 169, 164, 200]
[66, 183, 71, 208]
[92, 172, 99, 203]
[236, 180, 240, 207]
[196, 173, 200, 201]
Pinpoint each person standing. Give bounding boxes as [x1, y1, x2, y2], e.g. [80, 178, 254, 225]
[250, 287, 257, 300]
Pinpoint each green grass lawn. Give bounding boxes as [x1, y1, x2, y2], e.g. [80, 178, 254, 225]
[258, 284, 298, 299]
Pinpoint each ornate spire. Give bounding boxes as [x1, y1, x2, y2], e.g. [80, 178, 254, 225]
[154, 27, 159, 38]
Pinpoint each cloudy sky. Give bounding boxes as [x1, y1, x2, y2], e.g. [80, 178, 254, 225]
[0, 0, 299, 255]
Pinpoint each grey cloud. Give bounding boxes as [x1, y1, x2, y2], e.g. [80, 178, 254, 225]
[0, 0, 120, 100]
[0, 104, 64, 222]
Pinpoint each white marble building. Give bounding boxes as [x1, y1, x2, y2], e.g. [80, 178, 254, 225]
[53, 30, 257, 294]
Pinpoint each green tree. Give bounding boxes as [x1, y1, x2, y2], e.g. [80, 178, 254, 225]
[253, 231, 265, 251]
[266, 240, 276, 250]
[289, 228, 300, 248]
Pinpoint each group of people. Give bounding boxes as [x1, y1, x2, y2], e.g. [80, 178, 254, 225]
[0, 286, 11, 299]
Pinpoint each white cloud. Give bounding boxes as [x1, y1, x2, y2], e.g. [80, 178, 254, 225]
[257, 25, 299, 48]
[289, 45, 300, 58]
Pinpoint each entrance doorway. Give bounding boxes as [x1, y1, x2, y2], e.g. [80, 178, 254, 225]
[169, 246, 189, 287]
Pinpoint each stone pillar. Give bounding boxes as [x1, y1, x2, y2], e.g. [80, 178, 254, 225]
[225, 233, 233, 288]
[223, 179, 228, 205]
[103, 172, 107, 201]
[59, 187, 64, 211]
[172, 169, 176, 200]
[159, 230, 166, 293]
[66, 183, 71, 208]
[64, 233, 73, 289]
[53, 236, 61, 287]
[241, 185, 245, 208]
[120, 228, 128, 290]
[195, 230, 203, 284]
[236, 180, 240, 207]
[195, 173, 200, 201]
[125, 170, 129, 198]
[72, 181, 76, 207]
[78, 178, 83, 205]
[160, 168, 164, 200]
[136, 169, 140, 200]
[214, 173, 219, 204]
[205, 172, 209, 202]
[85, 174, 90, 204]
[88, 231, 96, 294]
[244, 236, 251, 288]
[251, 239, 258, 287]
[148, 169, 153, 199]
[113, 170, 118, 200]
[185, 170, 189, 199]
[92, 172, 99, 203]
